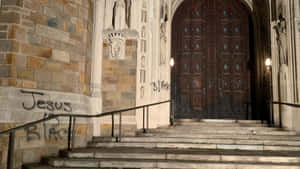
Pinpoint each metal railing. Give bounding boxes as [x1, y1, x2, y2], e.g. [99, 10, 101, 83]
[0, 100, 172, 169]
[272, 101, 300, 128]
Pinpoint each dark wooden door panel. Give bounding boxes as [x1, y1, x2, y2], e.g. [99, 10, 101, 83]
[173, 0, 250, 119]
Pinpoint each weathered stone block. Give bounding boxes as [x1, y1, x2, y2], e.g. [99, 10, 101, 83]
[15, 54, 27, 68]
[22, 19, 35, 28]
[24, 0, 41, 11]
[46, 62, 63, 72]
[0, 54, 5, 64]
[52, 72, 64, 83]
[35, 70, 52, 82]
[22, 80, 37, 88]
[64, 3, 78, 17]
[21, 43, 52, 58]
[0, 32, 7, 39]
[27, 56, 45, 69]
[0, 26, 8, 31]
[0, 40, 19, 52]
[2, 0, 23, 6]
[8, 25, 26, 41]
[36, 24, 70, 43]
[52, 49, 70, 63]
[64, 63, 78, 72]
[43, 7, 58, 18]
[17, 68, 34, 80]
[70, 33, 82, 42]
[6, 53, 16, 65]
[27, 32, 41, 45]
[0, 12, 20, 24]
[9, 65, 17, 78]
[0, 65, 11, 78]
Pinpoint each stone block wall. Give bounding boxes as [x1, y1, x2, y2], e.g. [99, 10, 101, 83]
[0, 0, 94, 168]
[0, 0, 93, 95]
[101, 39, 137, 136]
[0, 87, 93, 169]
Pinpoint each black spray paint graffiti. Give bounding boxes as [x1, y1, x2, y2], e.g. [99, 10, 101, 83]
[24, 113, 67, 142]
[151, 80, 170, 92]
[20, 90, 72, 112]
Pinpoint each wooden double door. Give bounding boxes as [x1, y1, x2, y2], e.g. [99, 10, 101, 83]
[172, 0, 251, 119]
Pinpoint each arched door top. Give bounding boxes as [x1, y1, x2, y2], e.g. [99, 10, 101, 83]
[171, 0, 253, 20]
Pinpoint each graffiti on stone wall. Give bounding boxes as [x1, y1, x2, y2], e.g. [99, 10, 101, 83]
[24, 113, 67, 142]
[20, 90, 72, 112]
[151, 80, 170, 92]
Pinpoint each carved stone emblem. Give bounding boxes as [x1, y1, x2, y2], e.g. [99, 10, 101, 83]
[108, 32, 125, 60]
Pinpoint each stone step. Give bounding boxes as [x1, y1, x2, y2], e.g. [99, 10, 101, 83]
[140, 128, 297, 136]
[137, 131, 300, 139]
[88, 142, 300, 152]
[168, 126, 280, 131]
[42, 158, 300, 169]
[174, 122, 268, 127]
[143, 128, 290, 135]
[62, 147, 300, 164]
[91, 136, 300, 146]
[175, 119, 264, 124]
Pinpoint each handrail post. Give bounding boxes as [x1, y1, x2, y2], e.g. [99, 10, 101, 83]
[118, 112, 122, 142]
[68, 116, 73, 150]
[171, 99, 175, 125]
[279, 104, 282, 128]
[7, 131, 15, 169]
[112, 113, 114, 137]
[143, 106, 146, 133]
[147, 106, 149, 131]
[71, 117, 76, 148]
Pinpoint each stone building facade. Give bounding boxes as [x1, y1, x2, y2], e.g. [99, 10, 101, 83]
[0, 0, 299, 168]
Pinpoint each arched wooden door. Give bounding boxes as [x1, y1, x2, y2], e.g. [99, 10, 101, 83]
[172, 0, 251, 119]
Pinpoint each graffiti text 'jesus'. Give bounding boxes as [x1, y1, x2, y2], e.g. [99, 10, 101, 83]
[21, 90, 72, 112]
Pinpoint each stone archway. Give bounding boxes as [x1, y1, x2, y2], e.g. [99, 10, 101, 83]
[171, 0, 253, 21]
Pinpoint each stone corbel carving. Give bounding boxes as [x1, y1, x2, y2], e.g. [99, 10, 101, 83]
[108, 32, 125, 60]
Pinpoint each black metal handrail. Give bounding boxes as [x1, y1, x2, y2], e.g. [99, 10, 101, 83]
[272, 101, 300, 128]
[0, 100, 172, 169]
[273, 101, 300, 108]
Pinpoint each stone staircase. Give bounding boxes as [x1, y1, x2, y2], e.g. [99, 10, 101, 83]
[24, 119, 300, 169]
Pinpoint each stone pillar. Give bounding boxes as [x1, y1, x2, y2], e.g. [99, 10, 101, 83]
[91, 0, 105, 136]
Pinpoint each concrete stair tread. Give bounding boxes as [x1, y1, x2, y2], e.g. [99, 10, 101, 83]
[164, 125, 283, 130]
[139, 130, 297, 136]
[175, 119, 265, 124]
[65, 147, 300, 157]
[44, 157, 300, 168]
[95, 134, 300, 141]
[138, 131, 300, 138]
[88, 141, 300, 151]
[91, 136, 300, 146]
[94, 135, 300, 141]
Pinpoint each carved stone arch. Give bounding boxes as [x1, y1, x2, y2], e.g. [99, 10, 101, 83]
[171, 0, 253, 21]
